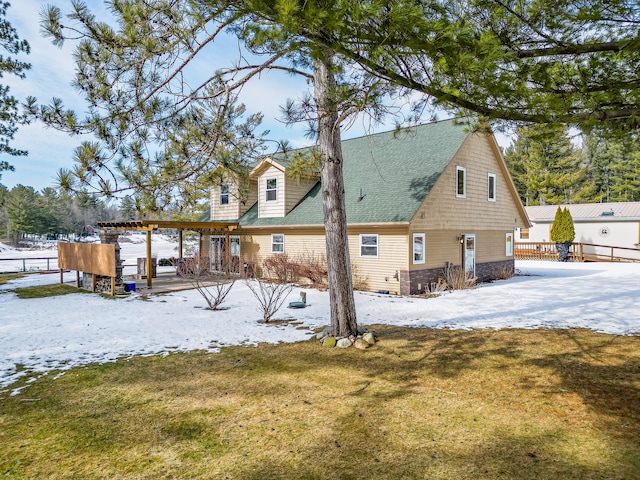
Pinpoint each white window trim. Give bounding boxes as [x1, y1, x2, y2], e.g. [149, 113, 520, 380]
[359, 234, 379, 258]
[220, 183, 230, 205]
[456, 166, 466, 198]
[488, 173, 497, 202]
[271, 234, 285, 253]
[266, 177, 277, 202]
[505, 232, 514, 257]
[412, 233, 425, 264]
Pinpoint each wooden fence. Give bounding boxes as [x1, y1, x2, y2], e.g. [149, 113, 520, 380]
[515, 242, 640, 262]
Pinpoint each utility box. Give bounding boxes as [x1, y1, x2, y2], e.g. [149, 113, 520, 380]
[137, 257, 157, 279]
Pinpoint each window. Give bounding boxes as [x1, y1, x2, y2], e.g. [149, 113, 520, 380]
[360, 234, 378, 257]
[271, 234, 284, 253]
[266, 178, 277, 201]
[456, 166, 466, 198]
[220, 183, 229, 205]
[520, 228, 530, 239]
[506, 232, 514, 257]
[488, 173, 496, 201]
[413, 233, 425, 264]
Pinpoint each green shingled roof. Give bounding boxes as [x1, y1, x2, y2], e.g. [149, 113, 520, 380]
[238, 120, 469, 226]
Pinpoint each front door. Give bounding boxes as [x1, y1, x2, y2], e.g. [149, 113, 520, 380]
[464, 234, 476, 278]
[211, 236, 241, 273]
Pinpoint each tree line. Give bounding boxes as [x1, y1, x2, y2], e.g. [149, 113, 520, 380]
[504, 125, 640, 206]
[0, 184, 123, 244]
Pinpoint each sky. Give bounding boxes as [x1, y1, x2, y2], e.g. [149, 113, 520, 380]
[1, 0, 512, 193]
[1, 234, 639, 395]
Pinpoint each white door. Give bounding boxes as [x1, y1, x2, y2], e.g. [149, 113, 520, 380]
[464, 234, 476, 278]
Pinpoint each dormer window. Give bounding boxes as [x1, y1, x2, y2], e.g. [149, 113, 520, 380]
[220, 183, 230, 205]
[266, 178, 277, 201]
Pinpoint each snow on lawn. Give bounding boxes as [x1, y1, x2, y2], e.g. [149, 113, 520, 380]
[1, 234, 639, 393]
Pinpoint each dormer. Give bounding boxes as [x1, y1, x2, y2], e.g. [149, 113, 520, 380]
[210, 168, 257, 221]
[250, 157, 319, 219]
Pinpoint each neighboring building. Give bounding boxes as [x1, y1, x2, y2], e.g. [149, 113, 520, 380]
[518, 202, 640, 260]
[206, 120, 530, 295]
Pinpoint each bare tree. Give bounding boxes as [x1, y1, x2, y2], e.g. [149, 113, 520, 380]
[245, 261, 293, 322]
[178, 253, 235, 311]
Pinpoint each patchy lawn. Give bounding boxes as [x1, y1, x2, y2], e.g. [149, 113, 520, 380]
[1, 327, 638, 479]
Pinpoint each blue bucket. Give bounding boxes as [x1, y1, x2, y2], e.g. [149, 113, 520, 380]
[123, 281, 136, 292]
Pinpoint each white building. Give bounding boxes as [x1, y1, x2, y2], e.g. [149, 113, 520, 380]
[517, 202, 640, 261]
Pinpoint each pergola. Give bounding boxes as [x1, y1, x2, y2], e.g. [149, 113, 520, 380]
[96, 220, 239, 288]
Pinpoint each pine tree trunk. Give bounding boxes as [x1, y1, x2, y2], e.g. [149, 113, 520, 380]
[313, 50, 358, 338]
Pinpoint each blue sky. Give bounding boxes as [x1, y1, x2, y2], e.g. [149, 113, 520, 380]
[2, 0, 510, 192]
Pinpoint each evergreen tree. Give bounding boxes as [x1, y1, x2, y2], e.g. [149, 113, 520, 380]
[584, 130, 640, 202]
[328, 0, 640, 133]
[0, 1, 30, 177]
[504, 124, 593, 205]
[550, 207, 575, 261]
[5, 184, 42, 242]
[0, 183, 8, 236]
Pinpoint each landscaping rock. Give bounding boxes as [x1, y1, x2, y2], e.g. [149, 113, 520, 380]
[322, 337, 337, 348]
[362, 332, 376, 345]
[354, 338, 369, 350]
[336, 338, 352, 348]
[357, 326, 369, 335]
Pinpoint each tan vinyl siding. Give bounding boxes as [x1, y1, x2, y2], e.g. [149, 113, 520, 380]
[409, 230, 463, 271]
[349, 226, 408, 294]
[407, 229, 514, 272]
[240, 226, 409, 294]
[411, 133, 525, 232]
[475, 230, 515, 262]
[210, 175, 257, 221]
[240, 228, 327, 266]
[211, 181, 240, 221]
[285, 177, 318, 214]
[258, 166, 285, 218]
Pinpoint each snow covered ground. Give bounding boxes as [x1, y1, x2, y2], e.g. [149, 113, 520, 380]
[1, 234, 639, 394]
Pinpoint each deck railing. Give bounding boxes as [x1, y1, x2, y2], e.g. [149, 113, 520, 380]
[515, 242, 640, 262]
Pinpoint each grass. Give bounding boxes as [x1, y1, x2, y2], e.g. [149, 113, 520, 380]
[0, 273, 24, 286]
[13, 283, 96, 299]
[0, 327, 639, 479]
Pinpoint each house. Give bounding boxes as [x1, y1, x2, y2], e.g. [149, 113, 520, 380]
[517, 202, 640, 261]
[205, 120, 530, 295]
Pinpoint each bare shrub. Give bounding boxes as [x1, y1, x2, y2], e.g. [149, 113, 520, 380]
[294, 252, 327, 286]
[492, 263, 514, 280]
[441, 264, 476, 290]
[262, 254, 299, 283]
[178, 253, 234, 310]
[245, 278, 293, 322]
[424, 279, 448, 297]
[351, 262, 369, 291]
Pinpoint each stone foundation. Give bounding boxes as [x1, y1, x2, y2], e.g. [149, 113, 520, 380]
[400, 259, 515, 295]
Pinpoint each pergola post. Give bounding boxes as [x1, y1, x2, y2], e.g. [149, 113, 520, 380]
[178, 229, 183, 259]
[225, 229, 231, 277]
[146, 229, 153, 288]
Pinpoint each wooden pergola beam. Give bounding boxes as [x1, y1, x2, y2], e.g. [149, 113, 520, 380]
[97, 220, 239, 289]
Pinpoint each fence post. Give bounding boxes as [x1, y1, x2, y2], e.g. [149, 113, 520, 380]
[579, 243, 584, 262]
